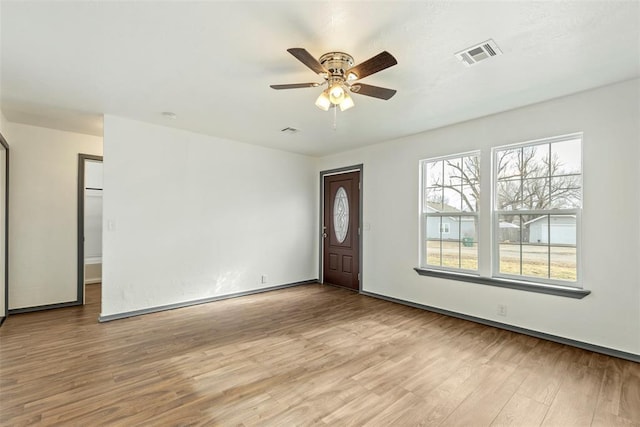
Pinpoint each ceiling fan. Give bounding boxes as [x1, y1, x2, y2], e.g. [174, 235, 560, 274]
[270, 48, 397, 111]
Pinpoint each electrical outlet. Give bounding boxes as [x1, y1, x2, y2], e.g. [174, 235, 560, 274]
[261, 274, 268, 284]
[497, 304, 507, 317]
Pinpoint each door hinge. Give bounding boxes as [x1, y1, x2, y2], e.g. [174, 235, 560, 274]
[358, 227, 360, 235]
[358, 273, 361, 281]
[358, 181, 361, 190]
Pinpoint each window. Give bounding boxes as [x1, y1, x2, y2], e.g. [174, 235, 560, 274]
[420, 152, 480, 272]
[493, 134, 582, 285]
[417, 133, 586, 296]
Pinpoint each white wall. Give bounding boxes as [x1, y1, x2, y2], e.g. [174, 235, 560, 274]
[0, 112, 8, 133]
[6, 122, 102, 309]
[100, 115, 317, 317]
[317, 79, 640, 356]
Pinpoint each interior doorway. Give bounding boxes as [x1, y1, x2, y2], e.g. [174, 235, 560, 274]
[77, 154, 103, 304]
[320, 166, 362, 291]
[0, 133, 8, 324]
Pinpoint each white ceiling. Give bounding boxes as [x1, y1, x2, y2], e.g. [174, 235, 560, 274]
[1, 1, 638, 156]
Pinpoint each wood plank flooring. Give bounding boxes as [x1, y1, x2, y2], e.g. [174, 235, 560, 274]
[1, 283, 638, 426]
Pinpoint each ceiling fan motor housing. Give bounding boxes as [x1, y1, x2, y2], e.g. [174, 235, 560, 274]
[319, 52, 354, 83]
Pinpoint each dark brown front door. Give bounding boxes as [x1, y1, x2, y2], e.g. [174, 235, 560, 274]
[323, 171, 360, 291]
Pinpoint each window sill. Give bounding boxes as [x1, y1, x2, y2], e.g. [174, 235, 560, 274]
[413, 268, 591, 299]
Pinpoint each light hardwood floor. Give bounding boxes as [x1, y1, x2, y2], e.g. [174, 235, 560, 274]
[1, 283, 638, 426]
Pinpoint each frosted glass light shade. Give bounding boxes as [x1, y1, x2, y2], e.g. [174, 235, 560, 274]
[315, 91, 331, 111]
[339, 92, 354, 111]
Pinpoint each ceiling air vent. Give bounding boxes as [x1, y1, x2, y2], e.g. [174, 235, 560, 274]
[455, 39, 502, 67]
[281, 127, 299, 134]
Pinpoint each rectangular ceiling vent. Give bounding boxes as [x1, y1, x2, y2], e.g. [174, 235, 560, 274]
[280, 127, 299, 134]
[455, 39, 502, 67]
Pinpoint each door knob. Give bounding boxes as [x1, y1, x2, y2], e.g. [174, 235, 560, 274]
[323, 233, 327, 238]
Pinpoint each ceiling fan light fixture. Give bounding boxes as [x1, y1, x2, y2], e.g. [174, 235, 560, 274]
[315, 90, 331, 111]
[271, 48, 397, 113]
[339, 92, 355, 111]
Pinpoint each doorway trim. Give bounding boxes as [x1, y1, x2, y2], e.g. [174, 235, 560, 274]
[0, 132, 9, 325]
[77, 154, 103, 305]
[319, 164, 363, 291]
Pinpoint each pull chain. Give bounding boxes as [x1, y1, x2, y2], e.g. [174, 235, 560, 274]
[333, 105, 337, 130]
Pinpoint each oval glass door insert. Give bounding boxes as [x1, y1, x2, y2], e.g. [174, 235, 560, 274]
[333, 186, 349, 243]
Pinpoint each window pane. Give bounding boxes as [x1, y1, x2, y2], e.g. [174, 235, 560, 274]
[444, 187, 462, 211]
[499, 243, 520, 275]
[461, 243, 477, 270]
[549, 176, 581, 209]
[426, 238, 442, 266]
[498, 214, 521, 275]
[425, 187, 443, 211]
[461, 185, 478, 212]
[426, 160, 444, 187]
[551, 139, 581, 175]
[460, 216, 477, 270]
[444, 158, 462, 186]
[522, 244, 549, 278]
[496, 178, 521, 210]
[550, 246, 577, 281]
[463, 156, 480, 185]
[521, 178, 550, 210]
[498, 214, 521, 244]
[521, 144, 550, 179]
[441, 239, 460, 268]
[497, 148, 521, 180]
[426, 216, 443, 240]
[523, 214, 547, 244]
[548, 215, 577, 245]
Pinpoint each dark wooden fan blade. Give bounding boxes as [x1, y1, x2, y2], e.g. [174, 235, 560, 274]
[270, 83, 320, 90]
[287, 48, 327, 75]
[346, 51, 397, 80]
[350, 83, 396, 100]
